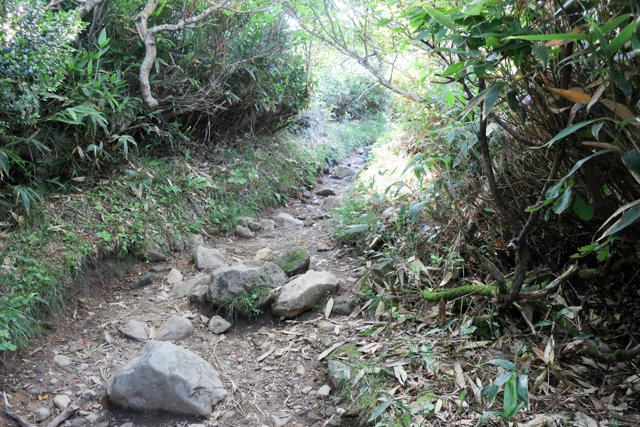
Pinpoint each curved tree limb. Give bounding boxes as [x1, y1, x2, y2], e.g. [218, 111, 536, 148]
[135, 0, 230, 109]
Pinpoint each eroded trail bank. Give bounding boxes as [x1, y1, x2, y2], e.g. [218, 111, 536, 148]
[0, 150, 371, 427]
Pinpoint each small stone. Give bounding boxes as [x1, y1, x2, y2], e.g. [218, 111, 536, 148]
[120, 423, 134, 427]
[295, 365, 305, 376]
[188, 424, 206, 427]
[53, 394, 71, 410]
[301, 386, 312, 394]
[77, 363, 89, 373]
[166, 269, 183, 285]
[130, 273, 153, 290]
[317, 242, 331, 252]
[307, 411, 323, 422]
[85, 413, 100, 424]
[260, 219, 276, 231]
[118, 320, 149, 342]
[236, 225, 254, 239]
[246, 220, 263, 231]
[81, 389, 97, 400]
[302, 190, 313, 199]
[54, 355, 73, 367]
[155, 315, 194, 341]
[317, 384, 331, 398]
[322, 196, 339, 210]
[327, 359, 349, 389]
[255, 247, 275, 262]
[303, 216, 313, 227]
[149, 265, 168, 273]
[275, 213, 303, 227]
[234, 247, 246, 255]
[187, 234, 205, 251]
[334, 165, 356, 179]
[208, 316, 232, 335]
[50, 378, 58, 385]
[315, 188, 335, 197]
[69, 419, 87, 427]
[36, 406, 50, 422]
[317, 321, 334, 331]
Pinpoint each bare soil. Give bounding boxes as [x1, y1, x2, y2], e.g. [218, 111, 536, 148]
[0, 152, 368, 427]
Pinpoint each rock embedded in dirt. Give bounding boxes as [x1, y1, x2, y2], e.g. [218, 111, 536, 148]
[208, 316, 231, 334]
[334, 165, 356, 179]
[317, 384, 331, 398]
[36, 406, 50, 422]
[187, 234, 205, 251]
[130, 273, 153, 290]
[327, 360, 349, 390]
[235, 225, 255, 239]
[271, 271, 339, 318]
[331, 298, 358, 316]
[149, 265, 169, 273]
[246, 220, 263, 231]
[255, 247, 275, 262]
[302, 190, 313, 199]
[172, 275, 210, 300]
[107, 341, 227, 416]
[322, 196, 340, 210]
[275, 213, 303, 227]
[53, 394, 71, 410]
[315, 188, 335, 197]
[260, 218, 276, 231]
[317, 242, 332, 252]
[85, 413, 100, 424]
[166, 268, 182, 284]
[304, 216, 313, 227]
[193, 246, 226, 271]
[357, 147, 364, 155]
[170, 235, 187, 252]
[119, 320, 150, 342]
[144, 242, 167, 262]
[207, 261, 286, 307]
[273, 248, 310, 277]
[54, 354, 73, 367]
[155, 315, 194, 341]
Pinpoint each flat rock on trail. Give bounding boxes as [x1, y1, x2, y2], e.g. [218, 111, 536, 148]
[0, 151, 370, 427]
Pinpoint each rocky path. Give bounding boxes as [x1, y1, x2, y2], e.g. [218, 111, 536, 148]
[0, 150, 371, 427]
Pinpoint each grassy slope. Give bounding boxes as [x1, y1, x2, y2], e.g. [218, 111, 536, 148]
[0, 116, 385, 351]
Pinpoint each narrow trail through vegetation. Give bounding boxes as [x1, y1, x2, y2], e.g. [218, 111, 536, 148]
[0, 150, 369, 427]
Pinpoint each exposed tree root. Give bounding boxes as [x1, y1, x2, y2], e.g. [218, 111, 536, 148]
[423, 284, 496, 302]
[583, 344, 640, 363]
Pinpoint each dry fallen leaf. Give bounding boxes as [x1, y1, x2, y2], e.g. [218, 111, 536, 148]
[394, 366, 408, 385]
[548, 87, 592, 104]
[324, 297, 334, 319]
[256, 347, 275, 362]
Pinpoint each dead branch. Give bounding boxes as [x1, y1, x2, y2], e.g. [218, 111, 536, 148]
[135, 0, 230, 108]
[519, 264, 579, 299]
[3, 392, 80, 427]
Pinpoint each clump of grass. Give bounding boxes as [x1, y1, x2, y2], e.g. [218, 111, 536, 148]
[219, 286, 273, 320]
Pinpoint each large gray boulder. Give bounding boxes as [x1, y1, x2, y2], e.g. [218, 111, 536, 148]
[273, 248, 310, 277]
[271, 271, 338, 318]
[107, 341, 227, 416]
[193, 246, 226, 271]
[207, 261, 287, 307]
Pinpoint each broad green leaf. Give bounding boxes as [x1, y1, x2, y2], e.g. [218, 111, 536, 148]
[481, 383, 499, 404]
[98, 28, 108, 47]
[409, 201, 427, 222]
[343, 224, 369, 234]
[605, 23, 635, 57]
[423, 6, 457, 30]
[598, 199, 640, 240]
[504, 375, 518, 418]
[532, 44, 549, 67]
[462, 0, 486, 16]
[445, 90, 455, 106]
[553, 185, 573, 214]
[442, 61, 466, 77]
[544, 119, 605, 147]
[598, 14, 632, 35]
[591, 122, 603, 140]
[368, 401, 389, 421]
[546, 150, 612, 198]
[506, 33, 588, 41]
[483, 82, 505, 118]
[488, 359, 518, 371]
[459, 87, 490, 118]
[611, 72, 633, 97]
[622, 149, 640, 175]
[376, 18, 391, 26]
[476, 411, 505, 425]
[573, 195, 594, 221]
[516, 374, 529, 406]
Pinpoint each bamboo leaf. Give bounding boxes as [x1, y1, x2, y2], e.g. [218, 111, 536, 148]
[423, 6, 457, 30]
